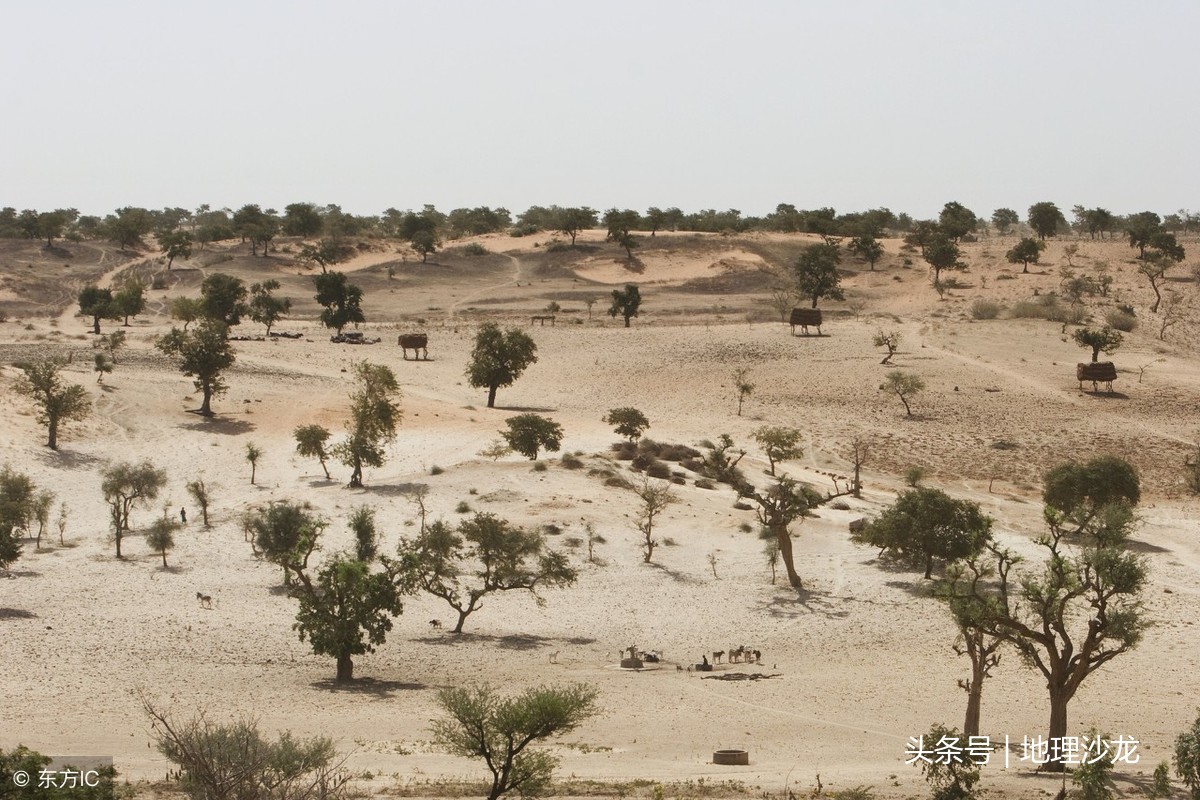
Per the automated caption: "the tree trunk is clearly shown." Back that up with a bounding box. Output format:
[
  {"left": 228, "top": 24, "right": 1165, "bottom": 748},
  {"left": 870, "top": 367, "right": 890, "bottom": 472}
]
[
  {"left": 774, "top": 526, "right": 802, "bottom": 589},
  {"left": 199, "top": 384, "right": 214, "bottom": 416},
  {"left": 319, "top": 459, "right": 330, "bottom": 480},
  {"left": 900, "top": 394, "right": 912, "bottom": 416},
  {"left": 963, "top": 665, "right": 984, "bottom": 737},
  {"left": 811, "top": 296, "right": 818, "bottom": 309},
  {"left": 336, "top": 653, "right": 353, "bottom": 683},
  {"left": 47, "top": 415, "right": 59, "bottom": 450},
  {"left": 1045, "top": 688, "right": 1071, "bottom": 772},
  {"left": 453, "top": 610, "right": 470, "bottom": 634},
  {"left": 161, "top": 550, "right": 168, "bottom": 568},
  {"left": 623, "top": 315, "right": 631, "bottom": 328},
  {"left": 349, "top": 461, "right": 363, "bottom": 489},
  {"left": 115, "top": 531, "right": 123, "bottom": 559},
  {"left": 924, "top": 554, "right": 934, "bottom": 580},
  {"left": 250, "top": 464, "right": 256, "bottom": 485},
  {"left": 201, "top": 507, "right": 210, "bottom": 528},
  {"left": 487, "top": 385, "right": 498, "bottom": 408},
  {"left": 92, "top": 316, "right": 101, "bottom": 335}
]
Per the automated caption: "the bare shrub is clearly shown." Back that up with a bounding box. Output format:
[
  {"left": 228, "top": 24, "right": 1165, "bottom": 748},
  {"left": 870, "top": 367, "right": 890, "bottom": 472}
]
[
  {"left": 969, "top": 299, "right": 1002, "bottom": 320},
  {"left": 1105, "top": 309, "right": 1137, "bottom": 332}
]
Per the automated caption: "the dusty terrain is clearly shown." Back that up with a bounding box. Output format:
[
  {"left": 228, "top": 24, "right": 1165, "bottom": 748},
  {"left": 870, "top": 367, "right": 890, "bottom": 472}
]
[{"left": 1, "top": 229, "right": 1199, "bottom": 799}]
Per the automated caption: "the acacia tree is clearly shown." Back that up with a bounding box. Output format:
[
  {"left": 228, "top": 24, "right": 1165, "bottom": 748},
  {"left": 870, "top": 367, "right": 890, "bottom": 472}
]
[
  {"left": 740, "top": 476, "right": 824, "bottom": 589},
  {"left": 78, "top": 286, "right": 119, "bottom": 334},
  {"left": 147, "top": 515, "right": 182, "bottom": 568},
  {"left": 882, "top": 370, "right": 925, "bottom": 416},
  {"left": 249, "top": 280, "right": 290, "bottom": 334},
  {"left": 159, "top": 229, "right": 193, "bottom": 269},
  {"left": 851, "top": 487, "right": 992, "bottom": 579},
  {"left": 245, "top": 501, "right": 325, "bottom": 590},
  {"left": 101, "top": 460, "right": 168, "bottom": 558},
  {"left": 186, "top": 479, "right": 212, "bottom": 528},
  {"left": 297, "top": 238, "right": 352, "bottom": 273},
  {"left": 1140, "top": 234, "right": 1185, "bottom": 312},
  {"left": 940, "top": 457, "right": 1147, "bottom": 771},
  {"left": 1006, "top": 237, "right": 1045, "bottom": 273},
  {"left": 792, "top": 242, "right": 844, "bottom": 307},
  {"left": 633, "top": 478, "right": 677, "bottom": 564},
  {"left": 466, "top": 323, "right": 538, "bottom": 408},
  {"left": 924, "top": 234, "right": 966, "bottom": 287},
  {"left": 169, "top": 296, "right": 204, "bottom": 331},
  {"left": 199, "top": 273, "right": 248, "bottom": 326},
  {"left": 433, "top": 683, "right": 600, "bottom": 800},
  {"left": 294, "top": 554, "right": 404, "bottom": 682},
  {"left": 938, "top": 571, "right": 1003, "bottom": 737},
  {"left": 991, "top": 208, "right": 1020, "bottom": 235},
  {"left": 1028, "top": 201, "right": 1062, "bottom": 240},
  {"left": 939, "top": 201, "right": 977, "bottom": 241},
  {"left": 609, "top": 284, "right": 641, "bottom": 327},
  {"left": 557, "top": 207, "right": 597, "bottom": 245},
  {"left": 848, "top": 234, "right": 884, "bottom": 269},
  {"left": 14, "top": 359, "right": 91, "bottom": 449},
  {"left": 752, "top": 426, "right": 803, "bottom": 476},
  {"left": 603, "top": 208, "right": 640, "bottom": 259},
  {"left": 1072, "top": 327, "right": 1122, "bottom": 362},
  {"left": 603, "top": 407, "right": 650, "bottom": 442},
  {"left": 294, "top": 424, "right": 333, "bottom": 479},
  {"left": 313, "top": 272, "right": 366, "bottom": 334},
  {"left": 113, "top": 279, "right": 146, "bottom": 326},
  {"left": 397, "top": 512, "right": 578, "bottom": 633},
  {"left": 155, "top": 319, "right": 236, "bottom": 416},
  {"left": 500, "top": 414, "right": 563, "bottom": 460},
  {"left": 333, "top": 362, "right": 401, "bottom": 488}
]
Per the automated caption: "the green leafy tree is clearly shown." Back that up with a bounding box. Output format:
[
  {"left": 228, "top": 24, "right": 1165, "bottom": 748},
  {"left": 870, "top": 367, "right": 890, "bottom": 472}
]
[
  {"left": 113, "top": 278, "right": 146, "bottom": 326},
  {"left": 0, "top": 743, "right": 117, "bottom": 800},
  {"left": 349, "top": 506, "right": 378, "bottom": 562},
  {"left": 1176, "top": 710, "right": 1200, "bottom": 799},
  {"left": 938, "top": 458, "right": 1147, "bottom": 772},
  {"left": 1028, "top": 201, "right": 1062, "bottom": 240},
  {"left": 93, "top": 352, "right": 113, "bottom": 383},
  {"left": 991, "top": 208, "right": 1020, "bottom": 235},
  {"left": 232, "top": 204, "right": 279, "bottom": 256},
  {"left": 100, "top": 460, "right": 168, "bottom": 558},
  {"left": 147, "top": 515, "right": 182, "bottom": 568},
  {"left": 501, "top": 414, "right": 563, "bottom": 460},
  {"left": 159, "top": 228, "right": 194, "bottom": 269},
  {"left": 200, "top": 273, "right": 248, "bottom": 326},
  {"left": 557, "top": 207, "right": 597, "bottom": 245},
  {"left": 332, "top": 362, "right": 401, "bottom": 488},
  {"left": 1072, "top": 728, "right": 1116, "bottom": 800},
  {"left": 740, "top": 476, "right": 825, "bottom": 589},
  {"left": 397, "top": 511, "right": 578, "bottom": 633},
  {"left": 912, "top": 723, "right": 981, "bottom": 800},
  {"left": 936, "top": 575, "right": 1003, "bottom": 736},
  {"left": 874, "top": 330, "right": 901, "bottom": 364},
  {"left": 249, "top": 280, "right": 290, "bottom": 335},
  {"left": 1042, "top": 455, "right": 1140, "bottom": 535},
  {"left": 848, "top": 234, "right": 883, "bottom": 269},
  {"left": 633, "top": 477, "right": 677, "bottom": 563},
  {"left": 924, "top": 234, "right": 966, "bottom": 287},
  {"left": 411, "top": 229, "right": 440, "bottom": 262},
  {"left": 1125, "top": 210, "right": 1162, "bottom": 257},
  {"left": 608, "top": 283, "right": 642, "bottom": 327},
  {"left": 1072, "top": 326, "right": 1122, "bottom": 363},
  {"left": 882, "top": 370, "right": 925, "bottom": 416},
  {"left": 313, "top": 271, "right": 365, "bottom": 334},
  {"left": 14, "top": 359, "right": 91, "bottom": 449},
  {"left": 603, "top": 208, "right": 641, "bottom": 259},
  {"left": 938, "top": 201, "right": 978, "bottom": 241},
  {"left": 294, "top": 424, "right": 333, "bottom": 479},
  {"left": 733, "top": 367, "right": 754, "bottom": 416},
  {"left": 466, "top": 323, "right": 539, "bottom": 408},
  {"left": 603, "top": 407, "right": 649, "bottom": 442},
  {"left": 1005, "top": 237, "right": 1045, "bottom": 273},
  {"left": 852, "top": 487, "right": 992, "bottom": 579},
  {"left": 169, "top": 296, "right": 204, "bottom": 331},
  {"left": 282, "top": 202, "right": 325, "bottom": 237},
  {"left": 105, "top": 206, "right": 155, "bottom": 250},
  {"left": 294, "top": 554, "right": 403, "bottom": 682},
  {"left": 0, "top": 466, "right": 37, "bottom": 571},
  {"left": 78, "top": 286, "right": 119, "bottom": 334},
  {"left": 752, "top": 426, "right": 803, "bottom": 476},
  {"left": 33, "top": 208, "right": 78, "bottom": 248},
  {"left": 643, "top": 206, "right": 666, "bottom": 236},
  {"left": 186, "top": 478, "right": 211, "bottom": 528},
  {"left": 245, "top": 501, "right": 325, "bottom": 589},
  {"left": 297, "top": 238, "right": 352, "bottom": 273},
  {"left": 156, "top": 319, "right": 236, "bottom": 416},
  {"left": 1140, "top": 233, "right": 1185, "bottom": 312},
  {"left": 792, "top": 241, "right": 843, "bottom": 307},
  {"left": 432, "top": 683, "right": 600, "bottom": 800}
]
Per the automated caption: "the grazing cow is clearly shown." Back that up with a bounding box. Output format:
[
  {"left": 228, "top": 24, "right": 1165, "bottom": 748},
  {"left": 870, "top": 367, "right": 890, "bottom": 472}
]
[{"left": 399, "top": 333, "right": 429, "bottom": 360}]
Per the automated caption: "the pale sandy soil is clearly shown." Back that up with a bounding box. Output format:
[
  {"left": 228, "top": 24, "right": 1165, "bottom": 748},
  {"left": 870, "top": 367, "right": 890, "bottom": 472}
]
[{"left": 1, "top": 231, "right": 1198, "bottom": 799}]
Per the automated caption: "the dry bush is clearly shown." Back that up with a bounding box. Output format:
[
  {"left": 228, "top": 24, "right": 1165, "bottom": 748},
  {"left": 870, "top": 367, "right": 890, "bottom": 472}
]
[
  {"left": 604, "top": 475, "right": 634, "bottom": 490},
  {"left": 560, "top": 453, "right": 584, "bottom": 470},
  {"left": 1105, "top": 309, "right": 1137, "bottom": 332},
  {"left": 970, "top": 299, "right": 1002, "bottom": 320}
]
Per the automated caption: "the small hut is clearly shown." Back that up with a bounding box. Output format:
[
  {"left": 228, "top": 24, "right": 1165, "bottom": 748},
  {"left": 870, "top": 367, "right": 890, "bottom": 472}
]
[
  {"left": 1076, "top": 361, "right": 1117, "bottom": 393},
  {"left": 789, "top": 308, "right": 823, "bottom": 336}
]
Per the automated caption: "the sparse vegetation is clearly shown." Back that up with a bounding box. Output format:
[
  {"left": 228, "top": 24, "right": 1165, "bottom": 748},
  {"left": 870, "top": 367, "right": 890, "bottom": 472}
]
[
  {"left": 882, "top": 371, "right": 925, "bottom": 417},
  {"left": 603, "top": 407, "right": 650, "bottom": 442},
  {"left": 501, "top": 413, "right": 563, "bottom": 460},
  {"left": 13, "top": 358, "right": 91, "bottom": 449}
]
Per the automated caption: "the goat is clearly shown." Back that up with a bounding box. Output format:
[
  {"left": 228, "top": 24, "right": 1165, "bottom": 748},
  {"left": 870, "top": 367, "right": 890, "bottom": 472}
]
[
  {"left": 429, "top": 619, "right": 443, "bottom": 630},
  {"left": 196, "top": 592, "right": 213, "bottom": 609},
  {"left": 712, "top": 650, "right": 725, "bottom": 664}
]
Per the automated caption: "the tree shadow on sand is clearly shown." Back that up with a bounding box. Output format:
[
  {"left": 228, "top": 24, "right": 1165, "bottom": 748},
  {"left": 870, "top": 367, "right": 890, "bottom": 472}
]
[
  {"left": 180, "top": 415, "right": 256, "bottom": 435},
  {"left": 646, "top": 561, "right": 701, "bottom": 585},
  {"left": 757, "top": 587, "right": 850, "bottom": 620},
  {"left": 0, "top": 608, "right": 37, "bottom": 620},
  {"left": 37, "top": 448, "right": 103, "bottom": 469},
  {"left": 361, "top": 481, "right": 430, "bottom": 497},
  {"left": 416, "top": 632, "right": 596, "bottom": 650},
  {"left": 493, "top": 405, "right": 557, "bottom": 413},
  {"left": 310, "top": 677, "right": 425, "bottom": 697}
]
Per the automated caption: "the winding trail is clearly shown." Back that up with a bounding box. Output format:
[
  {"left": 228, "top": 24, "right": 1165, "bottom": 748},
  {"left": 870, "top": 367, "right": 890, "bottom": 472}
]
[{"left": 447, "top": 253, "right": 524, "bottom": 317}]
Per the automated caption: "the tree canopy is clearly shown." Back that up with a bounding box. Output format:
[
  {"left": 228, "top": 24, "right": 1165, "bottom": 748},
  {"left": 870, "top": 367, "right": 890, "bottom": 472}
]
[
  {"left": 14, "top": 359, "right": 91, "bottom": 449},
  {"left": 792, "top": 242, "right": 844, "bottom": 307},
  {"left": 313, "top": 271, "right": 365, "bottom": 334},
  {"left": 608, "top": 284, "right": 642, "bottom": 327},
  {"left": 156, "top": 319, "right": 236, "bottom": 416},
  {"left": 852, "top": 487, "right": 992, "bottom": 578},
  {"left": 500, "top": 414, "right": 564, "bottom": 460},
  {"left": 465, "top": 323, "right": 538, "bottom": 408},
  {"left": 332, "top": 362, "right": 401, "bottom": 488}
]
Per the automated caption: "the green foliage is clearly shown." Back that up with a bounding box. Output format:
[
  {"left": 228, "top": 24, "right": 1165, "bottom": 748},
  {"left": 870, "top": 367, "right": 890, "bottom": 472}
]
[
  {"left": 603, "top": 407, "right": 650, "bottom": 442},
  {"left": 633, "top": 477, "right": 678, "bottom": 563},
  {"left": 752, "top": 426, "right": 803, "bottom": 476},
  {"left": 1028, "top": 201, "right": 1063, "bottom": 240},
  {"left": 283, "top": 202, "right": 324, "bottom": 237},
  {"left": 463, "top": 242, "right": 489, "bottom": 256},
  {"left": 558, "top": 207, "right": 598, "bottom": 245},
  {"left": 991, "top": 207, "right": 1019, "bottom": 234},
  {"left": 1071, "top": 729, "right": 1115, "bottom": 800},
  {"left": 397, "top": 512, "right": 578, "bottom": 633},
  {"left": 913, "top": 723, "right": 981, "bottom": 800},
  {"left": 1071, "top": 326, "right": 1122, "bottom": 363},
  {"left": 245, "top": 441, "right": 262, "bottom": 484},
  {"left": 1006, "top": 237, "right": 1045, "bottom": 273},
  {"left": 740, "top": 475, "right": 825, "bottom": 589},
  {"left": 101, "top": 460, "right": 168, "bottom": 558},
  {"left": 792, "top": 242, "right": 844, "bottom": 307},
  {"left": 852, "top": 487, "right": 991, "bottom": 579},
  {"left": 432, "top": 683, "right": 600, "bottom": 800},
  {"left": 249, "top": 280, "right": 290, "bottom": 334},
  {"left": 331, "top": 363, "right": 401, "bottom": 488},
  {"left": 501, "top": 413, "right": 564, "bottom": 460},
  {"left": 200, "top": 273, "right": 248, "bottom": 326},
  {"left": 147, "top": 515, "right": 182, "bottom": 567},
  {"left": 882, "top": 370, "right": 925, "bottom": 416},
  {"left": 313, "top": 271, "right": 365, "bottom": 334},
  {"left": 848, "top": 234, "right": 884, "bottom": 269},
  {"left": 0, "top": 744, "right": 118, "bottom": 800},
  {"left": 1125, "top": 211, "right": 1162, "bottom": 257},
  {"left": 14, "top": 358, "right": 91, "bottom": 449},
  {"left": 410, "top": 229, "right": 440, "bottom": 262},
  {"left": 904, "top": 466, "right": 927, "bottom": 486},
  {"left": 609, "top": 283, "right": 642, "bottom": 327},
  {"left": 699, "top": 434, "right": 747, "bottom": 487},
  {"left": 1150, "top": 760, "right": 1172, "bottom": 798},
  {"left": 156, "top": 319, "right": 236, "bottom": 416},
  {"left": 169, "top": 296, "right": 204, "bottom": 330},
  {"left": 113, "top": 278, "right": 146, "bottom": 325},
  {"left": 924, "top": 234, "right": 966, "bottom": 286},
  {"left": 1042, "top": 455, "right": 1140, "bottom": 537},
  {"left": 350, "top": 506, "right": 378, "bottom": 562},
  {"left": 78, "top": 285, "right": 119, "bottom": 334},
  {"left": 93, "top": 351, "right": 114, "bottom": 382},
  {"left": 245, "top": 501, "right": 325, "bottom": 589},
  {"left": 1176, "top": 710, "right": 1200, "bottom": 799},
  {"left": 478, "top": 439, "right": 514, "bottom": 461},
  {"left": 294, "top": 424, "right": 333, "bottom": 480},
  {"left": 939, "top": 201, "right": 978, "bottom": 241},
  {"left": 297, "top": 238, "right": 352, "bottom": 272},
  {"left": 1103, "top": 309, "right": 1136, "bottom": 332},
  {"left": 143, "top": 700, "right": 350, "bottom": 800},
  {"left": 603, "top": 208, "right": 641, "bottom": 258},
  {"left": 0, "top": 466, "right": 37, "bottom": 571},
  {"left": 294, "top": 554, "right": 403, "bottom": 681},
  {"left": 186, "top": 478, "right": 212, "bottom": 528},
  {"left": 466, "top": 323, "right": 539, "bottom": 407},
  {"left": 873, "top": 330, "right": 901, "bottom": 364},
  {"left": 232, "top": 203, "right": 280, "bottom": 256}
]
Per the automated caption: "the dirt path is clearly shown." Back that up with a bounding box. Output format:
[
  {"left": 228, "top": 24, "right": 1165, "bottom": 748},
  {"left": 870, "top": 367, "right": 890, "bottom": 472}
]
[
  {"left": 447, "top": 253, "right": 524, "bottom": 317},
  {"left": 54, "top": 246, "right": 156, "bottom": 330}
]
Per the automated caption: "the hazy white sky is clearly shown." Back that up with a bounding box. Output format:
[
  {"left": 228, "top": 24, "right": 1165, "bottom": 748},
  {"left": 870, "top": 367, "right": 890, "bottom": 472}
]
[{"left": 4, "top": 1, "right": 1198, "bottom": 220}]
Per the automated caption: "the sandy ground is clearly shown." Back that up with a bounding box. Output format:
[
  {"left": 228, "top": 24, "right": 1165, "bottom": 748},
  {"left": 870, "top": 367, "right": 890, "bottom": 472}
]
[{"left": 1, "top": 231, "right": 1199, "bottom": 798}]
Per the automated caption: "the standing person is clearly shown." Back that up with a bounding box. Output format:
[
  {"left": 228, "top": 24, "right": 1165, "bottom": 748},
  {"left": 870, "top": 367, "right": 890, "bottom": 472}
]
[{"left": 180, "top": 507, "right": 187, "bottom": 524}]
